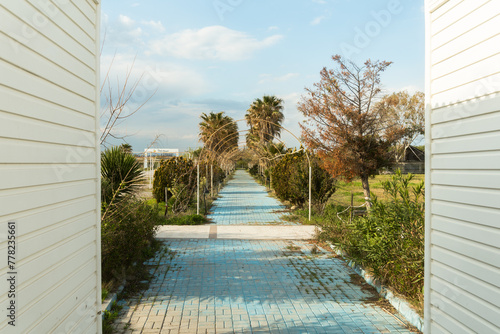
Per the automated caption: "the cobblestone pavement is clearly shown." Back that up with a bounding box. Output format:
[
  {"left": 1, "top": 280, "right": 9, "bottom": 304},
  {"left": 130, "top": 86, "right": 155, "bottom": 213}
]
[
  {"left": 114, "top": 240, "right": 414, "bottom": 333},
  {"left": 208, "top": 170, "right": 295, "bottom": 225},
  {"left": 113, "top": 170, "right": 416, "bottom": 333}
]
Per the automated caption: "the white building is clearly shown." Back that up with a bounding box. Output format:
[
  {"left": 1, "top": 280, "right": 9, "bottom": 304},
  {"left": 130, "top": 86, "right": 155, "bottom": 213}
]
[
  {"left": 425, "top": 0, "right": 500, "bottom": 332},
  {"left": 0, "top": 1, "right": 101, "bottom": 332}
]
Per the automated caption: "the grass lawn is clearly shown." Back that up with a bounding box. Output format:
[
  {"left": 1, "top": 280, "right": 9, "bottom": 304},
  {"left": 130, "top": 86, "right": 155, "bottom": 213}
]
[{"left": 328, "top": 174, "right": 425, "bottom": 207}]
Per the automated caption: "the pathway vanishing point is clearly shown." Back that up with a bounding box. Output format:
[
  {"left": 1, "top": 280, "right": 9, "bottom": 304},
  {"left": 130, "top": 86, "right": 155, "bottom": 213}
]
[{"left": 113, "top": 170, "right": 417, "bottom": 333}]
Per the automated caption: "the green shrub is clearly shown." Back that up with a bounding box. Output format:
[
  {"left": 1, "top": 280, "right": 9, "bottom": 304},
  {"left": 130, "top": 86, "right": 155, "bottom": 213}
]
[
  {"left": 272, "top": 151, "right": 336, "bottom": 208},
  {"left": 101, "top": 199, "right": 161, "bottom": 281},
  {"left": 319, "top": 170, "right": 424, "bottom": 308},
  {"left": 163, "top": 214, "right": 207, "bottom": 225},
  {"left": 152, "top": 157, "right": 196, "bottom": 212},
  {"left": 101, "top": 146, "right": 143, "bottom": 205},
  {"left": 248, "top": 164, "right": 258, "bottom": 176}
]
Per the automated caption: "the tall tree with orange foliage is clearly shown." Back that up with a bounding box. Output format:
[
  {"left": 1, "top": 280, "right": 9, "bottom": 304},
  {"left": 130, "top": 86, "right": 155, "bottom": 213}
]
[{"left": 298, "top": 55, "right": 403, "bottom": 206}]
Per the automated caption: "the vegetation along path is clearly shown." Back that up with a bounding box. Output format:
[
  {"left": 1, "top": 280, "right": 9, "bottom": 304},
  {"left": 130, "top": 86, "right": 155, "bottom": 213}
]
[{"left": 113, "top": 170, "right": 417, "bottom": 333}]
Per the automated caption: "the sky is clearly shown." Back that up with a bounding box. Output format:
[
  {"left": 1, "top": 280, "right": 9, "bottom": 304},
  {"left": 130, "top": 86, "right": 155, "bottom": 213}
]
[{"left": 100, "top": 0, "right": 425, "bottom": 153}]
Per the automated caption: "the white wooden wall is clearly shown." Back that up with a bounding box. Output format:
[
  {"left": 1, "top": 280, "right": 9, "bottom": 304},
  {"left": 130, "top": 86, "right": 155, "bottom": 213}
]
[
  {"left": 425, "top": 0, "right": 500, "bottom": 333},
  {"left": 0, "top": 0, "right": 101, "bottom": 332}
]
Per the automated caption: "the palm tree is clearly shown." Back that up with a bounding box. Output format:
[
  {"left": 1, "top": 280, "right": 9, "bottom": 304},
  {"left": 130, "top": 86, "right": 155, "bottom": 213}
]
[
  {"left": 245, "top": 95, "right": 284, "bottom": 143},
  {"left": 101, "top": 146, "right": 143, "bottom": 205},
  {"left": 199, "top": 112, "right": 238, "bottom": 158}
]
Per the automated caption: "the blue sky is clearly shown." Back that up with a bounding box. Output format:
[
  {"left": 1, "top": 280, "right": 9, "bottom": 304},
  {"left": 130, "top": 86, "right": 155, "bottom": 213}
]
[{"left": 100, "top": 0, "right": 425, "bottom": 153}]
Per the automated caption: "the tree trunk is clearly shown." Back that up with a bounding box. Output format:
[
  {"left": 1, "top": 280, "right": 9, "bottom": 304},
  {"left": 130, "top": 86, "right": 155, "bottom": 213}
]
[{"left": 360, "top": 174, "right": 372, "bottom": 208}]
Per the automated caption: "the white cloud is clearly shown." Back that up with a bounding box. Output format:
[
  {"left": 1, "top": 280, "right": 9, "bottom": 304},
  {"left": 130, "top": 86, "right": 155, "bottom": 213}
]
[
  {"left": 142, "top": 20, "right": 166, "bottom": 33},
  {"left": 100, "top": 53, "right": 208, "bottom": 103},
  {"left": 310, "top": 15, "right": 326, "bottom": 26},
  {"left": 268, "top": 26, "right": 279, "bottom": 31},
  {"left": 102, "top": 14, "right": 144, "bottom": 48},
  {"left": 311, "top": 0, "right": 327, "bottom": 4},
  {"left": 119, "top": 15, "right": 135, "bottom": 27},
  {"left": 148, "top": 26, "right": 283, "bottom": 61}
]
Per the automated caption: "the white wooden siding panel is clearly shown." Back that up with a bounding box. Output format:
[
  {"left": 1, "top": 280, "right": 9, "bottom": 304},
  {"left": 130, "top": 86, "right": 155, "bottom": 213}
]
[
  {"left": 16, "top": 246, "right": 95, "bottom": 315},
  {"left": 431, "top": 276, "right": 500, "bottom": 328},
  {"left": 19, "top": 213, "right": 95, "bottom": 264},
  {"left": 59, "top": 289, "right": 99, "bottom": 334},
  {"left": 432, "top": 33, "right": 500, "bottom": 78},
  {"left": 16, "top": 229, "right": 95, "bottom": 294},
  {"left": 431, "top": 110, "right": 500, "bottom": 138},
  {"left": 1, "top": 86, "right": 95, "bottom": 131},
  {"left": 0, "top": 32, "right": 95, "bottom": 99},
  {"left": 431, "top": 185, "right": 500, "bottom": 209},
  {"left": 430, "top": 0, "right": 489, "bottom": 35},
  {"left": 431, "top": 260, "right": 500, "bottom": 309},
  {"left": 0, "top": 164, "right": 96, "bottom": 190},
  {"left": 72, "top": 0, "right": 96, "bottom": 23},
  {"left": 0, "top": 61, "right": 94, "bottom": 115},
  {"left": 429, "top": 287, "right": 497, "bottom": 333},
  {"left": 431, "top": 1, "right": 498, "bottom": 51},
  {"left": 27, "top": 0, "right": 95, "bottom": 52},
  {"left": 0, "top": 7, "right": 95, "bottom": 85},
  {"left": 431, "top": 170, "right": 500, "bottom": 190},
  {"left": 24, "top": 259, "right": 97, "bottom": 332},
  {"left": 432, "top": 230, "right": 500, "bottom": 268},
  {"left": 49, "top": 287, "right": 98, "bottom": 334},
  {"left": 66, "top": 301, "right": 99, "bottom": 334},
  {"left": 431, "top": 94, "right": 500, "bottom": 123},
  {"left": 0, "top": 181, "right": 95, "bottom": 217},
  {"left": 429, "top": 308, "right": 463, "bottom": 334},
  {"left": 0, "top": 197, "right": 95, "bottom": 238},
  {"left": 432, "top": 201, "right": 500, "bottom": 229},
  {"left": 432, "top": 15, "right": 500, "bottom": 66},
  {"left": 429, "top": 299, "right": 472, "bottom": 334},
  {"left": 431, "top": 53, "right": 500, "bottom": 94},
  {"left": 0, "top": 112, "right": 95, "bottom": 147},
  {"left": 433, "top": 215, "right": 500, "bottom": 250},
  {"left": 432, "top": 151, "right": 500, "bottom": 170},
  {"left": 429, "top": 0, "right": 456, "bottom": 17},
  {"left": 49, "top": 0, "right": 96, "bottom": 41},
  {"left": 0, "top": 1, "right": 100, "bottom": 332},
  {"left": 431, "top": 131, "right": 500, "bottom": 154},
  {"left": 432, "top": 245, "right": 500, "bottom": 294},
  {"left": 2, "top": 139, "right": 96, "bottom": 164},
  {"left": 1, "top": 1, "right": 95, "bottom": 68},
  {"left": 431, "top": 72, "right": 500, "bottom": 106}
]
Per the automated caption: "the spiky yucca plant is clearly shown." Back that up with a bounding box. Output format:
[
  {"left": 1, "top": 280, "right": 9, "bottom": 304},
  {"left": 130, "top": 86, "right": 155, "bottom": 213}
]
[{"left": 101, "top": 146, "right": 143, "bottom": 205}]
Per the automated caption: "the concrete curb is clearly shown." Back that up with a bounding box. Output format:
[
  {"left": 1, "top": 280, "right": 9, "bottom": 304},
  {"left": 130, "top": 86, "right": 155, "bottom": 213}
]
[
  {"left": 101, "top": 282, "right": 125, "bottom": 320},
  {"left": 327, "top": 242, "right": 424, "bottom": 332}
]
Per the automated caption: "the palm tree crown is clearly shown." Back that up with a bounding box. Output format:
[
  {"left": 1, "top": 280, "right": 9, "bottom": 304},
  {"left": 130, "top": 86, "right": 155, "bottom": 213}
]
[
  {"left": 245, "top": 95, "right": 284, "bottom": 144},
  {"left": 199, "top": 111, "right": 238, "bottom": 158}
]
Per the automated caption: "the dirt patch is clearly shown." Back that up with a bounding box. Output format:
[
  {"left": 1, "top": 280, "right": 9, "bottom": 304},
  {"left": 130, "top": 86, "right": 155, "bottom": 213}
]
[
  {"left": 349, "top": 273, "right": 421, "bottom": 333},
  {"left": 308, "top": 240, "right": 341, "bottom": 258}
]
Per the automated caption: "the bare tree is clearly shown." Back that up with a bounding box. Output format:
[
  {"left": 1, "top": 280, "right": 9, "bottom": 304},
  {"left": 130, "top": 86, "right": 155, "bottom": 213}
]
[{"left": 99, "top": 50, "right": 157, "bottom": 146}]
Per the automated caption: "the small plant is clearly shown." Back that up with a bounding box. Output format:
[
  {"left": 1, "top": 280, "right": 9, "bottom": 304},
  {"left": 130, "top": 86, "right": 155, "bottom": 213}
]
[
  {"left": 101, "top": 199, "right": 161, "bottom": 282},
  {"left": 163, "top": 214, "right": 207, "bottom": 225},
  {"left": 102, "top": 301, "right": 123, "bottom": 334},
  {"left": 101, "top": 146, "right": 143, "bottom": 205},
  {"left": 101, "top": 288, "right": 109, "bottom": 302}
]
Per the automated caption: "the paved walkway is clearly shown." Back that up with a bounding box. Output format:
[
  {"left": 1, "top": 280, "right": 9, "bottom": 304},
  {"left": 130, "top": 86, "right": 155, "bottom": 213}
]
[
  {"left": 113, "top": 170, "right": 417, "bottom": 333},
  {"left": 208, "top": 170, "right": 294, "bottom": 225}
]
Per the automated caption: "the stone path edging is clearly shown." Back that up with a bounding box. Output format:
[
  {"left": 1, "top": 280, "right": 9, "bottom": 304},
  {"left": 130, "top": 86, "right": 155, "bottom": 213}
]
[
  {"left": 327, "top": 241, "right": 424, "bottom": 332},
  {"left": 156, "top": 225, "right": 318, "bottom": 240}
]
